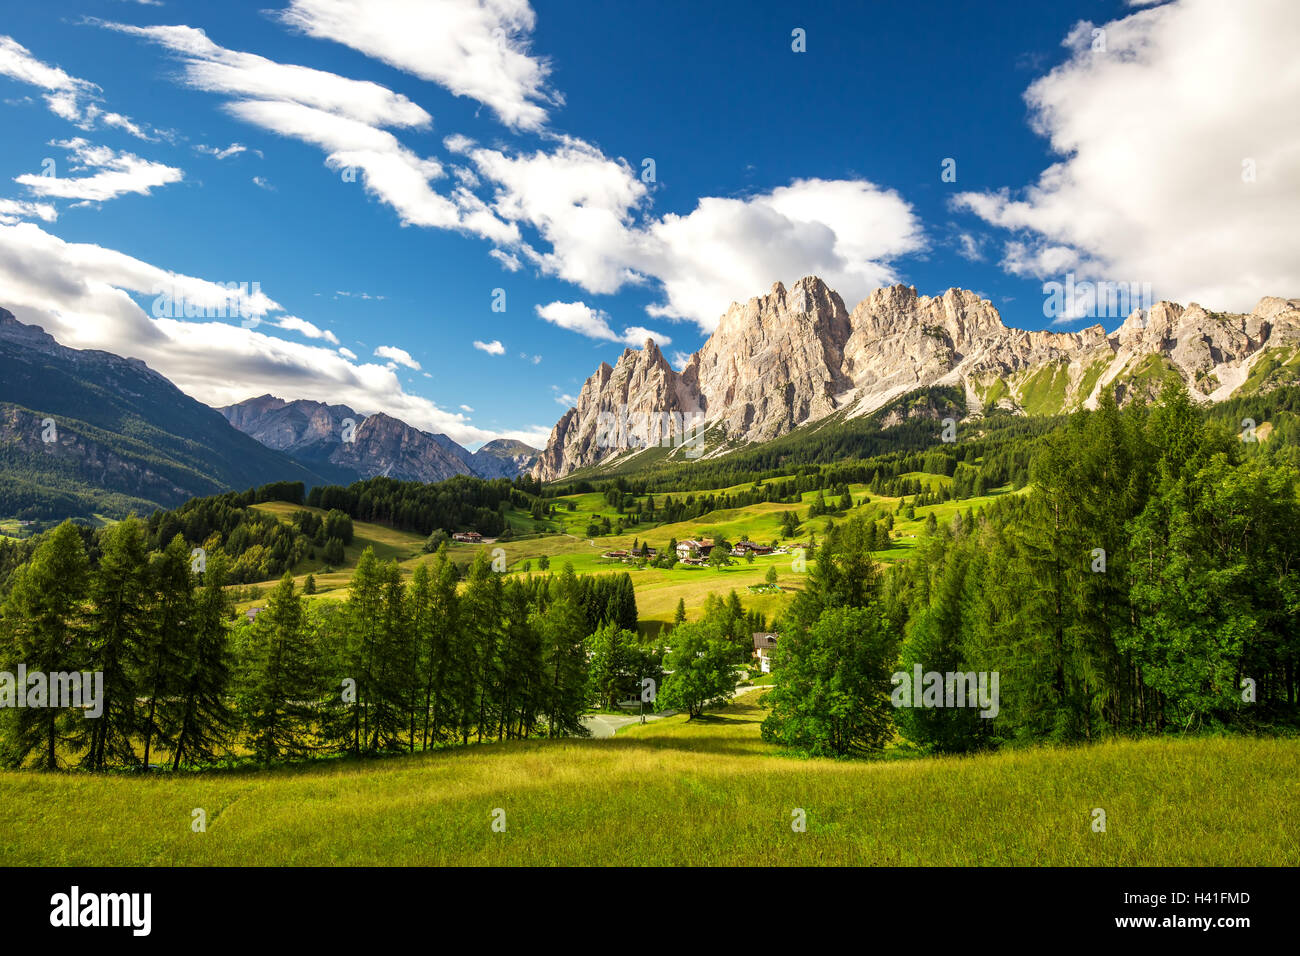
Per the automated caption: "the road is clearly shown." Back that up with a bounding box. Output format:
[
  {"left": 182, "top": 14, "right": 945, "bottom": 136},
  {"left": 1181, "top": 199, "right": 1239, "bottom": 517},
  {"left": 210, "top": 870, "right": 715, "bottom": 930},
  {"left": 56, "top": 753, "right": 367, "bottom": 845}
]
[{"left": 580, "top": 682, "right": 768, "bottom": 738}]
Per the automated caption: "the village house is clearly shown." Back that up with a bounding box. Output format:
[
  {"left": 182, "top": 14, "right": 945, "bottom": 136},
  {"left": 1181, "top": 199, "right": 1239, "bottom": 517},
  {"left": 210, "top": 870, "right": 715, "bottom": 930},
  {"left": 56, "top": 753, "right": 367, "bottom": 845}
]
[
  {"left": 752, "top": 632, "right": 778, "bottom": 673},
  {"left": 731, "top": 541, "right": 774, "bottom": 556},
  {"left": 676, "top": 538, "right": 714, "bottom": 562},
  {"left": 452, "top": 531, "right": 482, "bottom": 543}
]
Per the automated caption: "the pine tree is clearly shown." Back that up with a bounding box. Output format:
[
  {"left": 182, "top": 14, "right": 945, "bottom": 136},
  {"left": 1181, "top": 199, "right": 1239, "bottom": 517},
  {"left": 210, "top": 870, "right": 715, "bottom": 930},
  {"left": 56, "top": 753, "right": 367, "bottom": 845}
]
[
  {"left": 81, "top": 519, "right": 151, "bottom": 771},
  {"left": 140, "top": 535, "right": 193, "bottom": 770},
  {"left": 167, "top": 553, "right": 234, "bottom": 769},
  {"left": 536, "top": 564, "right": 590, "bottom": 737},
  {"left": 0, "top": 521, "right": 88, "bottom": 770},
  {"left": 241, "top": 572, "right": 317, "bottom": 764}
]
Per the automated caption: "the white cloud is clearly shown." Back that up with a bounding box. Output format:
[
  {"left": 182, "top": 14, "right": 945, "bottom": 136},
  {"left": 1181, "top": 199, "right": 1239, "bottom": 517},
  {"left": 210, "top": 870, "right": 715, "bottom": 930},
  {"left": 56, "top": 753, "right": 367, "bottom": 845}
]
[
  {"left": 275, "top": 315, "right": 339, "bottom": 344},
  {"left": 455, "top": 133, "right": 924, "bottom": 332},
  {"left": 459, "top": 403, "right": 474, "bottom": 412},
  {"left": 195, "top": 142, "right": 247, "bottom": 160},
  {"left": 0, "top": 34, "right": 153, "bottom": 139},
  {"left": 251, "top": 176, "right": 273, "bottom": 190},
  {"left": 15, "top": 138, "right": 182, "bottom": 203},
  {"left": 955, "top": 232, "right": 984, "bottom": 262},
  {"left": 0, "top": 198, "right": 57, "bottom": 225},
  {"left": 473, "top": 339, "right": 505, "bottom": 355},
  {"left": 98, "top": 23, "right": 432, "bottom": 128},
  {"left": 452, "top": 135, "right": 647, "bottom": 294},
  {"left": 338, "top": 346, "right": 358, "bottom": 360},
  {"left": 669, "top": 351, "right": 692, "bottom": 372},
  {"left": 102, "top": 22, "right": 518, "bottom": 242},
  {"left": 953, "top": 0, "right": 1300, "bottom": 312},
  {"left": 640, "top": 179, "right": 924, "bottom": 329},
  {"left": 0, "top": 220, "right": 544, "bottom": 446},
  {"left": 374, "top": 344, "right": 421, "bottom": 369},
  {"left": 279, "top": 0, "right": 558, "bottom": 131},
  {"left": 535, "top": 300, "right": 674, "bottom": 347}
]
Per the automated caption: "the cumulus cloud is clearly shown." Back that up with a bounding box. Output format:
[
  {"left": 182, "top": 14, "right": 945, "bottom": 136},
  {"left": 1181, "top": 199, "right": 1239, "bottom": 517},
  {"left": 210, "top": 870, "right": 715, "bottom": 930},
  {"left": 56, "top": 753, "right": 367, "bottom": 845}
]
[
  {"left": 0, "top": 197, "right": 57, "bottom": 225},
  {"left": 0, "top": 221, "right": 546, "bottom": 445},
  {"left": 473, "top": 339, "right": 505, "bottom": 355},
  {"left": 640, "top": 178, "right": 924, "bottom": 329},
  {"left": 275, "top": 315, "right": 338, "bottom": 344},
  {"left": 374, "top": 344, "right": 421, "bottom": 369},
  {"left": 453, "top": 134, "right": 924, "bottom": 332},
  {"left": 15, "top": 138, "right": 182, "bottom": 202},
  {"left": 279, "top": 0, "right": 558, "bottom": 131},
  {"left": 952, "top": 0, "right": 1300, "bottom": 313},
  {"left": 535, "top": 301, "right": 672, "bottom": 347},
  {"left": 0, "top": 34, "right": 154, "bottom": 139}
]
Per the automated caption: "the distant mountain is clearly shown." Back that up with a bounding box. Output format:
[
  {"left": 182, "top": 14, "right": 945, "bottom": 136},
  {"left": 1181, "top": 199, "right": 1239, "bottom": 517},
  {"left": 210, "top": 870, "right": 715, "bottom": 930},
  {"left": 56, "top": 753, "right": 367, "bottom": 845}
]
[
  {"left": 219, "top": 396, "right": 538, "bottom": 482},
  {"left": 472, "top": 439, "right": 540, "bottom": 479},
  {"left": 0, "top": 309, "right": 327, "bottom": 519},
  {"left": 535, "top": 277, "right": 1300, "bottom": 479}
]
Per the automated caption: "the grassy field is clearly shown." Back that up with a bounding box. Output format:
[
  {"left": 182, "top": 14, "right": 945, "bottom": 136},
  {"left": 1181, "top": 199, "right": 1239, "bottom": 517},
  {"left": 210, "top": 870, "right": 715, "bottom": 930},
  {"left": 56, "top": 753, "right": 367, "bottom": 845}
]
[
  {"left": 232, "top": 479, "right": 1019, "bottom": 627},
  {"left": 1, "top": 694, "right": 1294, "bottom": 866}
]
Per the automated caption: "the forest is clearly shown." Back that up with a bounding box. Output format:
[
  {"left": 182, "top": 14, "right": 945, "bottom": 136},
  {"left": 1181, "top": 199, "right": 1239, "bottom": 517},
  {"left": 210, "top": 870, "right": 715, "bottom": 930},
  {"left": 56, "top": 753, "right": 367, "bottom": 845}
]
[{"left": 761, "top": 384, "right": 1300, "bottom": 755}]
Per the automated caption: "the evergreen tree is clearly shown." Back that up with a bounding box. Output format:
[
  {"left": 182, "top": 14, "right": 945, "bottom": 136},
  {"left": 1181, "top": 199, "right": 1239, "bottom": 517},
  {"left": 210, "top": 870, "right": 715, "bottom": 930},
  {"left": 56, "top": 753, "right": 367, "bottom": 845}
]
[
  {"left": 0, "top": 521, "right": 88, "bottom": 770},
  {"left": 167, "top": 553, "right": 234, "bottom": 769},
  {"left": 241, "top": 572, "right": 317, "bottom": 764},
  {"left": 81, "top": 519, "right": 151, "bottom": 771},
  {"left": 139, "top": 535, "right": 193, "bottom": 769}
]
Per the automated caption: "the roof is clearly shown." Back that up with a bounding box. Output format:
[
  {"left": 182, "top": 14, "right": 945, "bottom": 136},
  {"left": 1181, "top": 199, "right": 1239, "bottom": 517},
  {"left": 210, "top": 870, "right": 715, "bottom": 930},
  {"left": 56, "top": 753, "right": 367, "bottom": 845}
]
[{"left": 752, "top": 632, "right": 778, "bottom": 649}]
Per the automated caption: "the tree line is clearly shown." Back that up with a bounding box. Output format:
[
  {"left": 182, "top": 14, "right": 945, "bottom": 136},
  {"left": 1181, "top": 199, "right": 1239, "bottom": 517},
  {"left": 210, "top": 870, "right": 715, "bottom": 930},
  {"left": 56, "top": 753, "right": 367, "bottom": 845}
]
[{"left": 0, "top": 519, "right": 652, "bottom": 770}]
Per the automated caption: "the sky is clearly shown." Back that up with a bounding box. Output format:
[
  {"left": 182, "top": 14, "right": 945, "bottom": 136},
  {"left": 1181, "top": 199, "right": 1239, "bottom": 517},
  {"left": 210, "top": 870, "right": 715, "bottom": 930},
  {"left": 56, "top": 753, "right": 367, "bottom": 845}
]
[{"left": 0, "top": 0, "right": 1295, "bottom": 449}]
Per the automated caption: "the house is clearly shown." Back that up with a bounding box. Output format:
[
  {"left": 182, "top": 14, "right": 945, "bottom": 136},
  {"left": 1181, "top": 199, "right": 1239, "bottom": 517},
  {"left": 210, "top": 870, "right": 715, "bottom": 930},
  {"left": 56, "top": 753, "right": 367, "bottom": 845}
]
[
  {"left": 246, "top": 607, "right": 264, "bottom": 623},
  {"left": 630, "top": 544, "right": 658, "bottom": 559},
  {"left": 452, "top": 531, "right": 482, "bottom": 543},
  {"left": 601, "top": 550, "right": 630, "bottom": 560},
  {"left": 732, "top": 541, "right": 774, "bottom": 556},
  {"left": 676, "top": 538, "right": 714, "bottom": 561},
  {"left": 752, "top": 632, "right": 778, "bottom": 673}
]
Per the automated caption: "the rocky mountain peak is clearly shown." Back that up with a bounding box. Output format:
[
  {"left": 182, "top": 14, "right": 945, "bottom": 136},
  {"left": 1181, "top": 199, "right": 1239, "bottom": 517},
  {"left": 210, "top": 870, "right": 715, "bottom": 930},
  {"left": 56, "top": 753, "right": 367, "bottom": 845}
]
[{"left": 533, "top": 276, "right": 1300, "bottom": 481}]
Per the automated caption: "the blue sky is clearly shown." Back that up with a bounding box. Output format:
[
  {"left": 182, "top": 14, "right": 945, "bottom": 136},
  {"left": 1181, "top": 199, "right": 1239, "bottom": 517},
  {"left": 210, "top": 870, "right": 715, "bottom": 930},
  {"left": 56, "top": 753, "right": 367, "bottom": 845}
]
[{"left": 0, "top": 0, "right": 1295, "bottom": 448}]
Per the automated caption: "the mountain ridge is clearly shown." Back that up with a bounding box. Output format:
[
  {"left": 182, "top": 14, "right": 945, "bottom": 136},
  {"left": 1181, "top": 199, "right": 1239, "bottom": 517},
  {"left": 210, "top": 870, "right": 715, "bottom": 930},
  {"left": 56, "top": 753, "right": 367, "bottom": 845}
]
[{"left": 533, "top": 277, "right": 1300, "bottom": 480}]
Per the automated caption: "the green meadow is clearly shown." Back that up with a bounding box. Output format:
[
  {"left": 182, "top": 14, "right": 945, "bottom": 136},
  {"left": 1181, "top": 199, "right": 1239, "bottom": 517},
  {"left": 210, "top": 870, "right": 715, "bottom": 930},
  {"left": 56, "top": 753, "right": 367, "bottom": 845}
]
[
  {"left": 1, "top": 694, "right": 1294, "bottom": 866},
  {"left": 235, "top": 477, "right": 1018, "bottom": 630}
]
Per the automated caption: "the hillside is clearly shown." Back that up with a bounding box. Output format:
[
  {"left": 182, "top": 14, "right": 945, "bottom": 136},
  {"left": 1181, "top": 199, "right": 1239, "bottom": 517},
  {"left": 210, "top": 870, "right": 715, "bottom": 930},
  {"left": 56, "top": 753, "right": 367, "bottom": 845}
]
[
  {"left": 0, "top": 310, "right": 327, "bottom": 519},
  {"left": 535, "top": 278, "right": 1300, "bottom": 479},
  {"left": 0, "top": 694, "right": 1293, "bottom": 866}
]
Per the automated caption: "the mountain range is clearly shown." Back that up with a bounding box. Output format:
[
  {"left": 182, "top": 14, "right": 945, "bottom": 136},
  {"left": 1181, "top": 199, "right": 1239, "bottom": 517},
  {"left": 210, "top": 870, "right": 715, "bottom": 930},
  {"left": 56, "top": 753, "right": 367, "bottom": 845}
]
[
  {"left": 533, "top": 277, "right": 1300, "bottom": 479},
  {"left": 217, "top": 395, "right": 538, "bottom": 484},
  {"left": 0, "top": 307, "right": 325, "bottom": 517},
  {"left": 0, "top": 309, "right": 538, "bottom": 519}
]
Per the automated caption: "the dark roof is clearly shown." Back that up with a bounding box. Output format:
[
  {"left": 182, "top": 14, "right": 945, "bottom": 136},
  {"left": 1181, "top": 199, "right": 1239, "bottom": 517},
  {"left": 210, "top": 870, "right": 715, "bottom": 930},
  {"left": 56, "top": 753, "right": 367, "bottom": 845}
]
[{"left": 752, "top": 632, "right": 778, "bottom": 649}]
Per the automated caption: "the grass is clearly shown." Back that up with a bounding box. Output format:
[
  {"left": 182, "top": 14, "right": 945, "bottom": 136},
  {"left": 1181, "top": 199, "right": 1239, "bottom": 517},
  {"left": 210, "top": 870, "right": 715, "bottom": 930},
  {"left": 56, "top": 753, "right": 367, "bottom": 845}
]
[
  {"left": 1, "top": 695, "right": 1295, "bottom": 866},
  {"left": 229, "top": 483, "right": 1017, "bottom": 626},
  {"left": 1016, "top": 362, "right": 1071, "bottom": 417}
]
